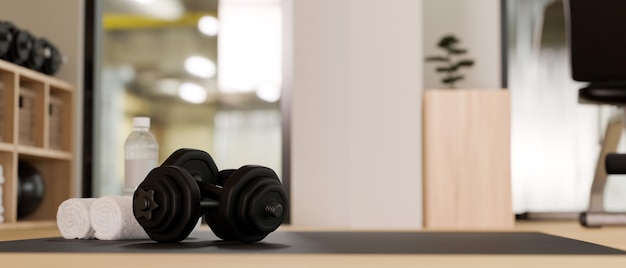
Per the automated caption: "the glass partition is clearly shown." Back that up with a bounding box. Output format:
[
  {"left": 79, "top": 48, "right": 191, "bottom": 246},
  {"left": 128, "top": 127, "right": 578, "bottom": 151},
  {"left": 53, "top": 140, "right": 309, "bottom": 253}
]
[{"left": 90, "top": 0, "right": 284, "bottom": 197}]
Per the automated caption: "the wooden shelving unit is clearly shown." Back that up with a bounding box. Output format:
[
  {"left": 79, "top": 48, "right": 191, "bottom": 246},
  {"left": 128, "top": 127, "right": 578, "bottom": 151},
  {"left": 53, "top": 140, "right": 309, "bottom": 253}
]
[{"left": 0, "top": 59, "right": 74, "bottom": 224}]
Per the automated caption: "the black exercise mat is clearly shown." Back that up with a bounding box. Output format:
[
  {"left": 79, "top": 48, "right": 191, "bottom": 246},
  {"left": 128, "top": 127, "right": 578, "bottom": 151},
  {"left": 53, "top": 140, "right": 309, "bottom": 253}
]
[{"left": 0, "top": 231, "right": 623, "bottom": 255}]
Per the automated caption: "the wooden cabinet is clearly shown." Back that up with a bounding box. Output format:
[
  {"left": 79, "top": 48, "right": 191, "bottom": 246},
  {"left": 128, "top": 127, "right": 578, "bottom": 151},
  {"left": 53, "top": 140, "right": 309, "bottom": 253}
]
[{"left": 0, "top": 59, "right": 74, "bottom": 224}]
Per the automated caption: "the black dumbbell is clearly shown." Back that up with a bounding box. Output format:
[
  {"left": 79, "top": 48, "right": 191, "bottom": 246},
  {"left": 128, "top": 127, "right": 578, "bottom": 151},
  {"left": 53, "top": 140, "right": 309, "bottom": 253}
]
[
  {"left": 6, "top": 25, "right": 33, "bottom": 66},
  {"left": 39, "top": 39, "right": 63, "bottom": 75},
  {"left": 132, "top": 148, "right": 288, "bottom": 243},
  {"left": 25, "top": 38, "right": 47, "bottom": 71},
  {"left": 0, "top": 22, "right": 14, "bottom": 58}
]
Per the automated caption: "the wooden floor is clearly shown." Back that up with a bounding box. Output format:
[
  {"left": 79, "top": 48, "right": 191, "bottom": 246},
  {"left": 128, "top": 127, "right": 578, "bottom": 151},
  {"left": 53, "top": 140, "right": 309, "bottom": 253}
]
[{"left": 1, "top": 221, "right": 626, "bottom": 267}]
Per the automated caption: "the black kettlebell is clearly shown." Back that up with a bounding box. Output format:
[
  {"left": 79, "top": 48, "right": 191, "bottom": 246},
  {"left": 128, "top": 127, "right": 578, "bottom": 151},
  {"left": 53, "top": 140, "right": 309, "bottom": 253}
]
[{"left": 17, "top": 161, "right": 45, "bottom": 218}]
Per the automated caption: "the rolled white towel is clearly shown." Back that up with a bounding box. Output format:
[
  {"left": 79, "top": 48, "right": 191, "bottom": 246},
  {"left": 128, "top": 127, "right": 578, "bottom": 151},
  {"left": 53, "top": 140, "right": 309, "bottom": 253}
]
[
  {"left": 56, "top": 198, "right": 96, "bottom": 239},
  {"left": 90, "top": 195, "right": 149, "bottom": 240}
]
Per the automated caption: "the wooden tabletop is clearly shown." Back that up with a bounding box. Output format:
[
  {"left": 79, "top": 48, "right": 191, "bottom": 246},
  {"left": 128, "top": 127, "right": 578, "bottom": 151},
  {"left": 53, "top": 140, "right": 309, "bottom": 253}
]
[{"left": 1, "top": 221, "right": 626, "bottom": 268}]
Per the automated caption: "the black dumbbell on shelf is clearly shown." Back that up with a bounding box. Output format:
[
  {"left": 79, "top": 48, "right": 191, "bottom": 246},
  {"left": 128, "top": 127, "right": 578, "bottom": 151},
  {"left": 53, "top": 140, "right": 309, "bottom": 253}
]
[
  {"left": 132, "top": 149, "right": 288, "bottom": 243},
  {"left": 0, "top": 21, "right": 32, "bottom": 66},
  {"left": 40, "top": 39, "right": 63, "bottom": 75},
  {"left": 0, "top": 20, "right": 63, "bottom": 75},
  {"left": 0, "top": 22, "right": 14, "bottom": 59},
  {"left": 25, "top": 36, "right": 63, "bottom": 75}
]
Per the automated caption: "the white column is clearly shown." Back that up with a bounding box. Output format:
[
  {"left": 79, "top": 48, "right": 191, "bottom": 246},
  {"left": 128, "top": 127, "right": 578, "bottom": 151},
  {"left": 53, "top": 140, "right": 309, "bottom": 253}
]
[{"left": 288, "top": 0, "right": 423, "bottom": 228}]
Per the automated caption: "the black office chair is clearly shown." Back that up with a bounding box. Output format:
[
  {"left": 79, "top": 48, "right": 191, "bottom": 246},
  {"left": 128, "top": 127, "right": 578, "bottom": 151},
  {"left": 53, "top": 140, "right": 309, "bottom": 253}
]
[{"left": 568, "top": 0, "right": 626, "bottom": 227}]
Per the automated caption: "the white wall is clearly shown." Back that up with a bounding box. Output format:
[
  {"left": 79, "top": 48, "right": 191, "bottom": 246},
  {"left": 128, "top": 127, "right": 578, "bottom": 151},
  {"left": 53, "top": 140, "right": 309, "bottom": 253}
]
[
  {"left": 423, "top": 0, "right": 501, "bottom": 89},
  {"left": 288, "top": 0, "right": 423, "bottom": 228},
  {"left": 0, "top": 0, "right": 84, "bottom": 197}
]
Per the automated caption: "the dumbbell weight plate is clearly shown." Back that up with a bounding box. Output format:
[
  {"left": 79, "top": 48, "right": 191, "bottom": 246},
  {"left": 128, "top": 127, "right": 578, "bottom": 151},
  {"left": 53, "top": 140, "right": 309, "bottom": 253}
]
[
  {"left": 0, "top": 22, "right": 13, "bottom": 58},
  {"left": 203, "top": 167, "right": 238, "bottom": 240},
  {"left": 10, "top": 29, "right": 32, "bottom": 65},
  {"left": 134, "top": 172, "right": 175, "bottom": 231},
  {"left": 204, "top": 207, "right": 237, "bottom": 241},
  {"left": 162, "top": 148, "right": 220, "bottom": 185},
  {"left": 40, "top": 39, "right": 62, "bottom": 75},
  {"left": 235, "top": 177, "right": 281, "bottom": 234},
  {"left": 160, "top": 149, "right": 232, "bottom": 240},
  {"left": 217, "top": 169, "right": 236, "bottom": 186},
  {"left": 26, "top": 38, "right": 46, "bottom": 70},
  {"left": 216, "top": 165, "right": 286, "bottom": 242},
  {"left": 133, "top": 166, "right": 201, "bottom": 242},
  {"left": 246, "top": 180, "right": 287, "bottom": 233}
]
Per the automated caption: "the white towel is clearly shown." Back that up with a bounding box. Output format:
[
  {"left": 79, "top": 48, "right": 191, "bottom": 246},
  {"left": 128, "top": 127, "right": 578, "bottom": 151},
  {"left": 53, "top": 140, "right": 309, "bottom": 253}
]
[
  {"left": 90, "top": 195, "right": 149, "bottom": 240},
  {"left": 56, "top": 198, "right": 96, "bottom": 239}
]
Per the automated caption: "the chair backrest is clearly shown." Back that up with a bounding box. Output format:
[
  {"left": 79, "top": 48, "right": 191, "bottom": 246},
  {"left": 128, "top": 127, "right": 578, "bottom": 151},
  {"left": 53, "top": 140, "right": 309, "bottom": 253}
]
[{"left": 568, "top": 0, "right": 626, "bottom": 83}]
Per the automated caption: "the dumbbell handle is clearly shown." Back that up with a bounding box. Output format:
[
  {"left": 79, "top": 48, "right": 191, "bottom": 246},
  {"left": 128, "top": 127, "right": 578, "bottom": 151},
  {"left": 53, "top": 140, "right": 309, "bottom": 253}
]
[
  {"left": 196, "top": 180, "right": 284, "bottom": 219},
  {"left": 196, "top": 181, "right": 283, "bottom": 218},
  {"left": 197, "top": 180, "right": 222, "bottom": 200},
  {"left": 200, "top": 200, "right": 219, "bottom": 209}
]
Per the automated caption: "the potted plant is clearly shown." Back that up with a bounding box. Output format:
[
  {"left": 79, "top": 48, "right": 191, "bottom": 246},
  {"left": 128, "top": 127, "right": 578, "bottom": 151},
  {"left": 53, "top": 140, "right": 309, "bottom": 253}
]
[
  {"left": 422, "top": 34, "right": 512, "bottom": 230},
  {"left": 425, "top": 35, "right": 475, "bottom": 89}
]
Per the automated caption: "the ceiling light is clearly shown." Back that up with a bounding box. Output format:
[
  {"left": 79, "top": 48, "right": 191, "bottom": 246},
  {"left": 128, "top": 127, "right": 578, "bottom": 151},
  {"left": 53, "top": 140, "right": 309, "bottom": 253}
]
[
  {"left": 185, "top": 56, "right": 216, "bottom": 79},
  {"left": 198, "top": 16, "right": 219, "bottom": 36},
  {"left": 255, "top": 83, "right": 281, "bottom": 102},
  {"left": 178, "top": 82, "right": 208, "bottom": 104},
  {"left": 218, "top": 0, "right": 282, "bottom": 93}
]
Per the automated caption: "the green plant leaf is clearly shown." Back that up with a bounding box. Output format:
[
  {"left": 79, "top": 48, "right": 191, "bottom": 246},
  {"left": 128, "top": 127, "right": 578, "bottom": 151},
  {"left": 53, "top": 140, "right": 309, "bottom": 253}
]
[
  {"left": 425, "top": 56, "right": 449, "bottom": 62},
  {"left": 449, "top": 48, "right": 467, "bottom": 55},
  {"left": 438, "top": 35, "right": 459, "bottom": 48},
  {"left": 456, "top": 60, "right": 474, "bottom": 67},
  {"left": 436, "top": 67, "right": 452, "bottom": 73},
  {"left": 443, "top": 75, "right": 464, "bottom": 84},
  {"left": 450, "top": 60, "right": 474, "bottom": 70},
  {"left": 431, "top": 34, "right": 473, "bottom": 88}
]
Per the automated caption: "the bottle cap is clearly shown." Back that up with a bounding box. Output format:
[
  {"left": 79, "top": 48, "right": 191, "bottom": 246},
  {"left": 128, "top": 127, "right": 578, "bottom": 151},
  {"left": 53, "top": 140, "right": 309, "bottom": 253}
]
[{"left": 133, "top": 117, "right": 150, "bottom": 128}]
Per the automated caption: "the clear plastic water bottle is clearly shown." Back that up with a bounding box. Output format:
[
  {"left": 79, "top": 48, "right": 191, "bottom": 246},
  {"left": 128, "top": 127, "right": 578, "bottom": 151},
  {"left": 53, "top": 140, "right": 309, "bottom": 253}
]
[{"left": 124, "top": 117, "right": 158, "bottom": 196}]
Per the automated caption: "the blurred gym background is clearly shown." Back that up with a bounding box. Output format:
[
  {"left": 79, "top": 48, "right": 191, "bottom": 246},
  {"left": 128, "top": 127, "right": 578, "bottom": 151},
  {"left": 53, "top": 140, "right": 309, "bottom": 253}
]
[{"left": 92, "top": 0, "right": 283, "bottom": 197}]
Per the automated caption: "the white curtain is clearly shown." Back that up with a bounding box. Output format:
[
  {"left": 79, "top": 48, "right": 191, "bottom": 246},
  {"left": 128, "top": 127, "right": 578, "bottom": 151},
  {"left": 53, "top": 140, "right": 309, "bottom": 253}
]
[{"left": 508, "top": 0, "right": 600, "bottom": 213}]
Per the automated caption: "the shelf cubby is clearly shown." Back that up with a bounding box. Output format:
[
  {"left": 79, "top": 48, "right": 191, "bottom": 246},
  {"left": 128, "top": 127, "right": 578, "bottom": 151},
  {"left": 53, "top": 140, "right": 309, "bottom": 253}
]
[{"left": 0, "top": 59, "right": 74, "bottom": 225}]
